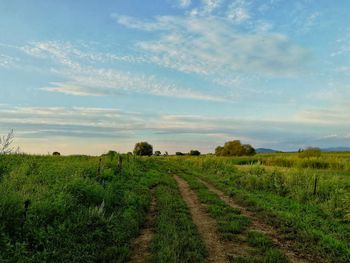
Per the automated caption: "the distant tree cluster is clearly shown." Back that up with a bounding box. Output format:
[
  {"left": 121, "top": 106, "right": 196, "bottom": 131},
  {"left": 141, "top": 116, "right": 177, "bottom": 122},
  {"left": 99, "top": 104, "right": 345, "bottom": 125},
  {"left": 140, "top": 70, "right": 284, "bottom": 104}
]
[
  {"left": 189, "top": 150, "right": 201, "bottom": 156},
  {"left": 215, "top": 140, "right": 256, "bottom": 156},
  {"left": 133, "top": 142, "right": 153, "bottom": 156},
  {"left": 298, "top": 147, "right": 321, "bottom": 158},
  {"left": 175, "top": 150, "right": 201, "bottom": 156}
]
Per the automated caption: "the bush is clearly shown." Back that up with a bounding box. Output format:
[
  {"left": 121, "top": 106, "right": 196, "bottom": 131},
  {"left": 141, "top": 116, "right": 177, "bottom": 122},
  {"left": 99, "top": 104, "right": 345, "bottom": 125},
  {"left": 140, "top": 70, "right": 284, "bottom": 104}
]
[
  {"left": 299, "top": 147, "right": 321, "bottom": 158},
  {"left": 133, "top": 142, "right": 153, "bottom": 156},
  {"left": 175, "top": 152, "right": 185, "bottom": 156},
  {"left": 215, "top": 140, "right": 256, "bottom": 156},
  {"left": 154, "top": 151, "right": 161, "bottom": 156},
  {"left": 189, "top": 150, "right": 201, "bottom": 156}
]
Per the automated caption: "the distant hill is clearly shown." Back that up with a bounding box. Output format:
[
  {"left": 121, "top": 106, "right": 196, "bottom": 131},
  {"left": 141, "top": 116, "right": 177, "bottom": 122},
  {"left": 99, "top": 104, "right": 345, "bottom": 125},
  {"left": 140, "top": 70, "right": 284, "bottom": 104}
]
[
  {"left": 256, "top": 148, "right": 279, "bottom": 153},
  {"left": 321, "top": 147, "right": 350, "bottom": 152},
  {"left": 255, "top": 147, "right": 350, "bottom": 153}
]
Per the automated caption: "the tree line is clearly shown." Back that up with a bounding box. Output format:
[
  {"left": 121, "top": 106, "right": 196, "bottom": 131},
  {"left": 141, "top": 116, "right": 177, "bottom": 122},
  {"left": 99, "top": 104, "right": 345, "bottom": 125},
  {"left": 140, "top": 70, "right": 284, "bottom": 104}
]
[{"left": 132, "top": 140, "right": 256, "bottom": 157}]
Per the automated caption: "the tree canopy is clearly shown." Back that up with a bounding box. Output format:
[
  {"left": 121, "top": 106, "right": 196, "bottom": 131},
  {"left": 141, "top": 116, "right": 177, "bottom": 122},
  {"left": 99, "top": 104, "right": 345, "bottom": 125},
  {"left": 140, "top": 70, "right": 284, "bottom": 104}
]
[
  {"left": 133, "top": 142, "right": 153, "bottom": 156},
  {"left": 189, "top": 150, "right": 201, "bottom": 156},
  {"left": 215, "top": 140, "right": 256, "bottom": 156},
  {"left": 298, "top": 147, "right": 321, "bottom": 158}
]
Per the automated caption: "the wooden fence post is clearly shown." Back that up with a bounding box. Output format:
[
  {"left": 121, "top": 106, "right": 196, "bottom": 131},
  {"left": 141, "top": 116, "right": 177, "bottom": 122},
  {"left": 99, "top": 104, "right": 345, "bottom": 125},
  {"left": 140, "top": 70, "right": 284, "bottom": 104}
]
[
  {"left": 21, "top": 199, "right": 31, "bottom": 234},
  {"left": 118, "top": 155, "right": 123, "bottom": 175},
  {"left": 313, "top": 174, "right": 318, "bottom": 196},
  {"left": 97, "top": 157, "right": 102, "bottom": 177}
]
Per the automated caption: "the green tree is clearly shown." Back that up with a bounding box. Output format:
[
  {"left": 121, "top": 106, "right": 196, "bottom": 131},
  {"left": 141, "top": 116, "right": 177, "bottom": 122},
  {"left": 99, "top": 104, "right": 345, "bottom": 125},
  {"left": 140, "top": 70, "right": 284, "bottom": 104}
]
[
  {"left": 215, "top": 146, "right": 224, "bottom": 156},
  {"left": 154, "top": 150, "right": 161, "bottom": 156},
  {"left": 189, "top": 150, "right": 201, "bottom": 156},
  {"left": 133, "top": 142, "right": 153, "bottom": 156},
  {"left": 298, "top": 147, "right": 321, "bottom": 158},
  {"left": 242, "top": 144, "right": 256, "bottom": 156},
  {"left": 215, "top": 140, "right": 256, "bottom": 156}
]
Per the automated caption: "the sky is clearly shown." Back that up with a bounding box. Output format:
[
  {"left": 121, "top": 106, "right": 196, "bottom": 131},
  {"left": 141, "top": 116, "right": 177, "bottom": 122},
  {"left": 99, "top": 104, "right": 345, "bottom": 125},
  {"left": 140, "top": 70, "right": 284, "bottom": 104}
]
[{"left": 0, "top": 0, "right": 350, "bottom": 155}]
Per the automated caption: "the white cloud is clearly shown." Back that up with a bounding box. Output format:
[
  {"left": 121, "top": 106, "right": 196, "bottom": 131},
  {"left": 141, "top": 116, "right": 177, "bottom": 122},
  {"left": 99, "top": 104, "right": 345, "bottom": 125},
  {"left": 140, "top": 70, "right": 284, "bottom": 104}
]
[
  {"left": 336, "top": 66, "right": 350, "bottom": 74},
  {"left": 178, "top": 0, "right": 191, "bottom": 8},
  {"left": 186, "top": 0, "right": 223, "bottom": 16},
  {"left": 21, "top": 41, "right": 223, "bottom": 101},
  {"left": 301, "top": 11, "right": 321, "bottom": 33},
  {"left": 201, "top": 0, "right": 223, "bottom": 14},
  {"left": 295, "top": 106, "right": 350, "bottom": 125},
  {"left": 226, "top": 0, "right": 251, "bottom": 23},
  {"left": 0, "top": 54, "right": 19, "bottom": 68},
  {"left": 115, "top": 15, "right": 309, "bottom": 77},
  {"left": 1, "top": 104, "right": 349, "bottom": 154}
]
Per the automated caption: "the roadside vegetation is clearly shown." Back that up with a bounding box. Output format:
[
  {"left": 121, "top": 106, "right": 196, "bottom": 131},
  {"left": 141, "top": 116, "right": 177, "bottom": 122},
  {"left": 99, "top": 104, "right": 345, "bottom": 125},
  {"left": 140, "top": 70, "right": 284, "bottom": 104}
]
[
  {"left": 0, "top": 153, "right": 160, "bottom": 262},
  {"left": 150, "top": 174, "right": 207, "bottom": 263},
  {"left": 173, "top": 154, "right": 350, "bottom": 262},
  {"left": 0, "top": 153, "right": 208, "bottom": 262},
  {"left": 1, "top": 135, "right": 349, "bottom": 262},
  {"left": 178, "top": 172, "right": 287, "bottom": 262}
]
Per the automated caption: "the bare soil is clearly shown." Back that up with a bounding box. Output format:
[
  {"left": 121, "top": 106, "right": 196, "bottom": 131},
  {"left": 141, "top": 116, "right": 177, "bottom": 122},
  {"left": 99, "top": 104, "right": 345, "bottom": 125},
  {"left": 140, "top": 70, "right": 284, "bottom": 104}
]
[{"left": 129, "top": 190, "right": 157, "bottom": 263}]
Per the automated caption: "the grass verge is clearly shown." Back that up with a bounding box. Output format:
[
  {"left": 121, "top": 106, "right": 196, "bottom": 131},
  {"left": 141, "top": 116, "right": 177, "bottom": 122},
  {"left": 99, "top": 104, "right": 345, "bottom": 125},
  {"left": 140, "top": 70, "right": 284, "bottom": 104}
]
[
  {"left": 149, "top": 174, "right": 207, "bottom": 263},
  {"left": 179, "top": 172, "right": 287, "bottom": 263}
]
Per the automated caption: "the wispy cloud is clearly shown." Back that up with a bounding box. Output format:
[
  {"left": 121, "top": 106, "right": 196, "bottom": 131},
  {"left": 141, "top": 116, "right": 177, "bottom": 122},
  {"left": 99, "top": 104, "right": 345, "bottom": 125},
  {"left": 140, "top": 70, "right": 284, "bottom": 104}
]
[
  {"left": 200, "top": 0, "right": 223, "bottom": 15},
  {"left": 1, "top": 104, "right": 349, "bottom": 153},
  {"left": 178, "top": 0, "right": 191, "bottom": 8},
  {"left": 0, "top": 54, "right": 19, "bottom": 68},
  {"left": 20, "top": 41, "right": 224, "bottom": 101},
  {"left": 226, "top": 0, "right": 251, "bottom": 24},
  {"left": 301, "top": 11, "right": 321, "bottom": 33},
  {"left": 114, "top": 14, "right": 309, "bottom": 77},
  {"left": 296, "top": 106, "right": 350, "bottom": 125}
]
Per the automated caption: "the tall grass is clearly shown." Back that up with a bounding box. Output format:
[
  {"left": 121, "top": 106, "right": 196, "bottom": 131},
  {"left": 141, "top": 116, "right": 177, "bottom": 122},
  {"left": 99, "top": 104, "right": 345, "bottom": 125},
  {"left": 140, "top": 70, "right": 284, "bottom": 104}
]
[
  {"left": 171, "top": 154, "right": 350, "bottom": 262},
  {"left": 0, "top": 153, "right": 156, "bottom": 262}
]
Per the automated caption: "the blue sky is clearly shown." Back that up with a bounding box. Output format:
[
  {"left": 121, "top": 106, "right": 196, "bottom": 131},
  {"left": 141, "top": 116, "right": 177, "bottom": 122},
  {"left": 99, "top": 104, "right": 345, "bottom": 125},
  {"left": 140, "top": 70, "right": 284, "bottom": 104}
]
[{"left": 0, "top": 0, "right": 349, "bottom": 154}]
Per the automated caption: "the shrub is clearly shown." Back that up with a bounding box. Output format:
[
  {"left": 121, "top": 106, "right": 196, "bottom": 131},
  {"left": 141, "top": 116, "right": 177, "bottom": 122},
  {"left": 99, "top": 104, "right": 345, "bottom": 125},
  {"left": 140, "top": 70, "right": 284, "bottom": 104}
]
[
  {"left": 298, "top": 147, "right": 322, "bottom": 158},
  {"left": 154, "top": 151, "right": 161, "bottom": 156},
  {"left": 176, "top": 152, "right": 185, "bottom": 156},
  {"left": 52, "top": 152, "right": 61, "bottom": 156},
  {"left": 215, "top": 140, "right": 256, "bottom": 156},
  {"left": 189, "top": 150, "right": 201, "bottom": 156},
  {"left": 133, "top": 142, "right": 153, "bottom": 156},
  {"left": 0, "top": 130, "right": 17, "bottom": 155}
]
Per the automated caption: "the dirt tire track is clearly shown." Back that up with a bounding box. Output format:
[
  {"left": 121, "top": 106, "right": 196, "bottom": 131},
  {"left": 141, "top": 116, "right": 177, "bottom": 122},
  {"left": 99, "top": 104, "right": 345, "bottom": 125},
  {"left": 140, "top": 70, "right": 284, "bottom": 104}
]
[
  {"left": 198, "top": 178, "right": 315, "bottom": 263},
  {"left": 129, "top": 189, "right": 157, "bottom": 263},
  {"left": 174, "top": 175, "right": 228, "bottom": 263}
]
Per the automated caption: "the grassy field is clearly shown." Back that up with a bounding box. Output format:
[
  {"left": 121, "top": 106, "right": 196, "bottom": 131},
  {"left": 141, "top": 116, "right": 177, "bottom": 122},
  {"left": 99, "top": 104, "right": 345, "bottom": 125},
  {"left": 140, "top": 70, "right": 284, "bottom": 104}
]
[
  {"left": 0, "top": 152, "right": 349, "bottom": 262},
  {"left": 171, "top": 153, "right": 350, "bottom": 262}
]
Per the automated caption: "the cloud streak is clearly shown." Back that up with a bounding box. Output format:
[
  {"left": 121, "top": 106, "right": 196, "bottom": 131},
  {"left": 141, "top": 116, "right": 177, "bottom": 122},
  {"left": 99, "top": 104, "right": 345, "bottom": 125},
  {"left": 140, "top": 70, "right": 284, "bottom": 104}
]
[
  {"left": 20, "top": 41, "right": 224, "bottom": 101},
  {"left": 1, "top": 104, "right": 349, "bottom": 153},
  {"left": 114, "top": 14, "right": 309, "bottom": 77}
]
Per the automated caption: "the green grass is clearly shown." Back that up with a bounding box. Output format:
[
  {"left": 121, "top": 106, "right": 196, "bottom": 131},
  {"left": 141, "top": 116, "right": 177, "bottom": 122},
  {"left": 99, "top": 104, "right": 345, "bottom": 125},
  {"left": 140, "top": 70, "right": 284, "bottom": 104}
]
[
  {"left": 0, "top": 153, "right": 158, "bottom": 262},
  {"left": 178, "top": 172, "right": 287, "bottom": 262},
  {"left": 180, "top": 173, "right": 249, "bottom": 239},
  {"left": 1, "top": 152, "right": 350, "bottom": 262},
  {"left": 172, "top": 155, "right": 350, "bottom": 263},
  {"left": 150, "top": 175, "right": 207, "bottom": 263},
  {"left": 0, "top": 154, "right": 209, "bottom": 262}
]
